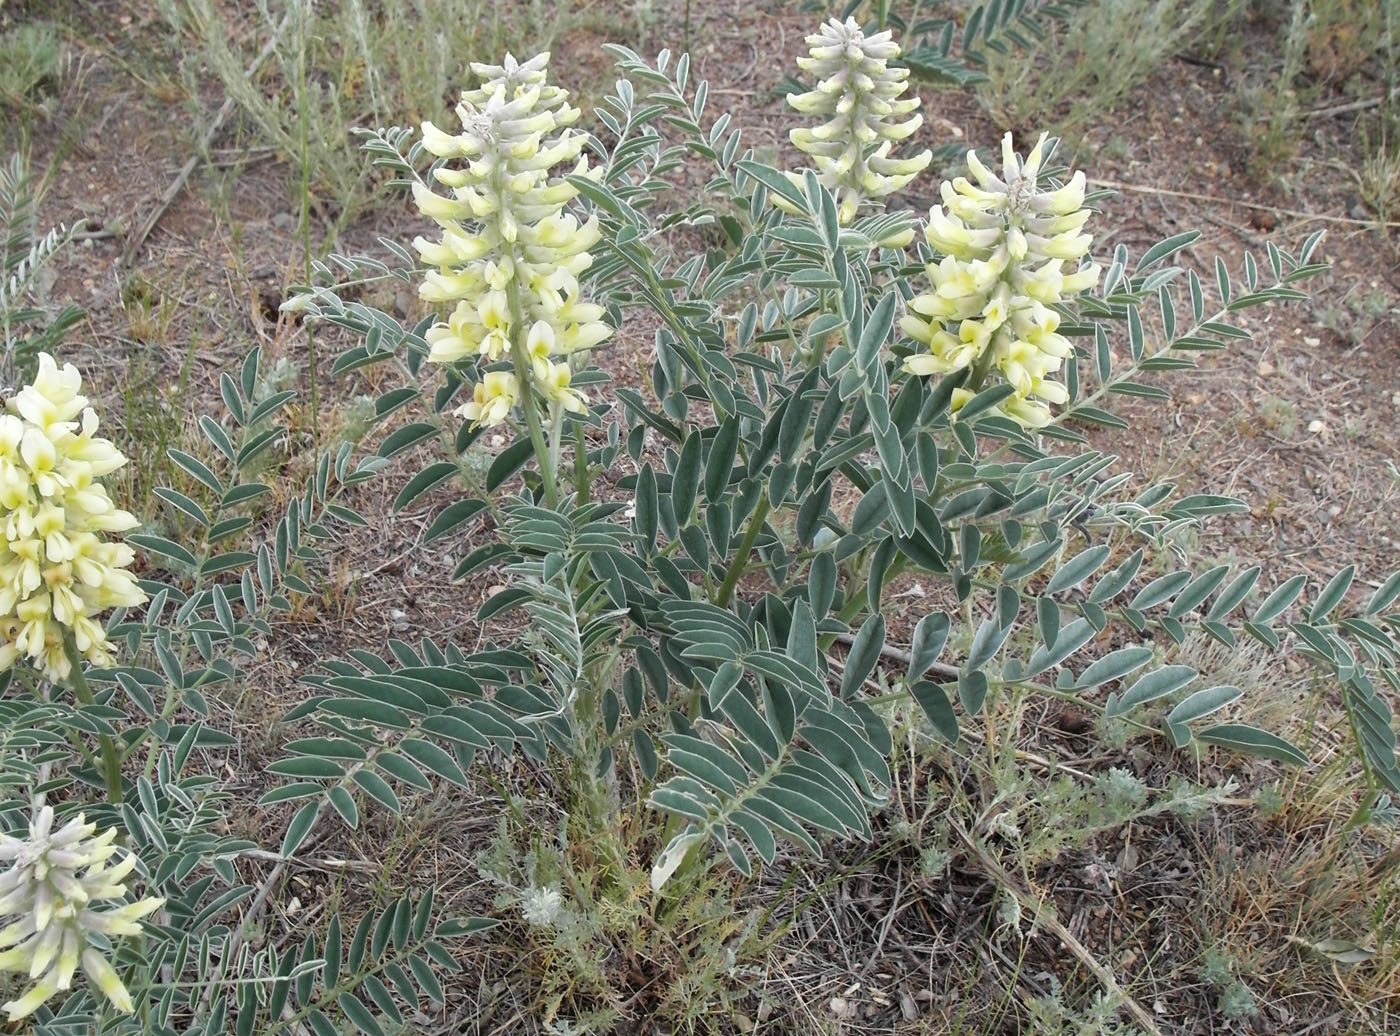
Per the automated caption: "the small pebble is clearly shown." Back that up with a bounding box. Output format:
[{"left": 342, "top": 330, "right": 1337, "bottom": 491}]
[{"left": 1307, "top": 419, "right": 1326, "bottom": 435}]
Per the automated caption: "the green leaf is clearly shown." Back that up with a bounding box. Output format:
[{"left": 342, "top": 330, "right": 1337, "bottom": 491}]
[
  {"left": 169, "top": 448, "right": 224, "bottom": 494},
  {"left": 1107, "top": 665, "right": 1196, "bottom": 716},
  {"left": 397, "top": 738, "right": 469, "bottom": 787},
  {"left": 908, "top": 612, "right": 950, "bottom": 680},
  {"left": 1253, "top": 574, "right": 1307, "bottom": 625},
  {"left": 704, "top": 416, "right": 739, "bottom": 503},
  {"left": 1074, "top": 646, "right": 1154, "bottom": 690},
  {"left": 378, "top": 422, "right": 437, "bottom": 460},
  {"left": 338, "top": 993, "right": 386, "bottom": 1036},
  {"left": 486, "top": 436, "right": 535, "bottom": 491},
  {"left": 129, "top": 533, "right": 197, "bottom": 568},
  {"left": 1136, "top": 231, "right": 1200, "bottom": 273},
  {"left": 353, "top": 769, "right": 402, "bottom": 813},
  {"left": 1195, "top": 723, "right": 1311, "bottom": 767},
  {"left": 280, "top": 801, "right": 319, "bottom": 857},
  {"left": 424, "top": 499, "right": 487, "bottom": 544},
  {"left": 965, "top": 616, "right": 1011, "bottom": 671},
  {"left": 839, "top": 613, "right": 885, "bottom": 698},
  {"left": 320, "top": 699, "right": 412, "bottom": 729},
  {"left": 736, "top": 159, "right": 806, "bottom": 208},
  {"left": 1309, "top": 565, "right": 1355, "bottom": 622},
  {"left": 1046, "top": 545, "right": 1111, "bottom": 595},
  {"left": 394, "top": 463, "right": 458, "bottom": 511},
  {"left": 267, "top": 757, "right": 346, "bottom": 780},
  {"left": 1165, "top": 685, "right": 1241, "bottom": 747},
  {"left": 672, "top": 430, "right": 702, "bottom": 522},
  {"left": 910, "top": 680, "right": 958, "bottom": 742}
]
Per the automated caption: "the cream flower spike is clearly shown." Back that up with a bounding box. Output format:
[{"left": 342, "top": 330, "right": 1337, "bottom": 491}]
[
  {"left": 0, "top": 354, "right": 146, "bottom": 681},
  {"left": 0, "top": 806, "right": 164, "bottom": 1020},
  {"left": 415, "top": 52, "right": 609, "bottom": 431},
  {"left": 784, "top": 17, "right": 931, "bottom": 224},
  {"left": 901, "top": 133, "right": 1100, "bottom": 429}
]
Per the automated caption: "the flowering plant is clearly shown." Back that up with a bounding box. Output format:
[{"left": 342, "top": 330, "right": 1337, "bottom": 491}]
[
  {"left": 3, "top": 12, "right": 1396, "bottom": 1035},
  {"left": 278, "top": 25, "right": 1399, "bottom": 1028}
]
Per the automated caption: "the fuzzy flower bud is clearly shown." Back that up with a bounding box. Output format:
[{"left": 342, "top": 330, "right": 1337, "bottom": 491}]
[
  {"left": 0, "top": 807, "right": 163, "bottom": 1020},
  {"left": 0, "top": 354, "right": 146, "bottom": 681},
  {"left": 902, "top": 133, "right": 1100, "bottom": 428},
  {"left": 784, "top": 18, "right": 931, "bottom": 224},
  {"left": 415, "top": 53, "right": 610, "bottom": 429}
]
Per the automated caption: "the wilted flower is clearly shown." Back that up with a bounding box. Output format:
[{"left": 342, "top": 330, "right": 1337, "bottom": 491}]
[
  {"left": 901, "top": 133, "right": 1100, "bottom": 428},
  {"left": 785, "top": 18, "right": 931, "bottom": 224},
  {"left": 0, "top": 354, "right": 146, "bottom": 680},
  {"left": 0, "top": 806, "right": 163, "bottom": 1020},
  {"left": 414, "top": 52, "right": 610, "bottom": 428}
]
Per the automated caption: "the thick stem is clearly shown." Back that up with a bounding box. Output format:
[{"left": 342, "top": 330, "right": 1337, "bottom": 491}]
[
  {"left": 714, "top": 495, "right": 771, "bottom": 608},
  {"left": 61, "top": 629, "right": 123, "bottom": 803},
  {"left": 505, "top": 278, "right": 558, "bottom": 508}
]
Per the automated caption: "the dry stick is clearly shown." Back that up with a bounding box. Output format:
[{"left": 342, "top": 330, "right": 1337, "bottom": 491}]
[
  {"left": 1308, "top": 86, "right": 1400, "bottom": 120},
  {"left": 1088, "top": 177, "right": 1400, "bottom": 230},
  {"left": 124, "top": 12, "right": 292, "bottom": 265},
  {"left": 949, "top": 819, "right": 1166, "bottom": 1036}
]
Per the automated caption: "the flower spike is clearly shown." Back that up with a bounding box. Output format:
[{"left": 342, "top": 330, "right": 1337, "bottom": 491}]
[
  {"left": 0, "top": 806, "right": 163, "bottom": 1020},
  {"left": 901, "top": 133, "right": 1101, "bottom": 428},
  {"left": 414, "top": 53, "right": 610, "bottom": 429},
  {"left": 785, "top": 17, "right": 932, "bottom": 224},
  {"left": 0, "top": 354, "right": 146, "bottom": 680}
]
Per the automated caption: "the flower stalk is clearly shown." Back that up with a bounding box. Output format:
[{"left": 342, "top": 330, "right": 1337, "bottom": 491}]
[{"left": 413, "top": 53, "right": 610, "bottom": 500}]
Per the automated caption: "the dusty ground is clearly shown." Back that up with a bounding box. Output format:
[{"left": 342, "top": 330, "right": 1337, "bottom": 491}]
[{"left": 6, "top": 0, "right": 1400, "bottom": 1032}]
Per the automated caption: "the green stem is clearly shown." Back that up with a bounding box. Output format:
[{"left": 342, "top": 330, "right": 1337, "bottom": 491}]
[
  {"left": 714, "top": 495, "right": 771, "bottom": 608},
  {"left": 62, "top": 629, "right": 123, "bottom": 803},
  {"left": 505, "top": 279, "right": 558, "bottom": 508},
  {"left": 573, "top": 420, "right": 590, "bottom": 504}
]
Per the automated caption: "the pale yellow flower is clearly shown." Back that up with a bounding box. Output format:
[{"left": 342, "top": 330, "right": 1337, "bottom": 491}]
[
  {"left": 902, "top": 134, "right": 1100, "bottom": 428},
  {"left": 784, "top": 18, "right": 931, "bottom": 224},
  {"left": 0, "top": 807, "right": 163, "bottom": 1020},
  {"left": 416, "top": 54, "right": 611, "bottom": 426},
  {"left": 0, "top": 355, "right": 145, "bottom": 681},
  {"left": 458, "top": 371, "right": 521, "bottom": 428}
]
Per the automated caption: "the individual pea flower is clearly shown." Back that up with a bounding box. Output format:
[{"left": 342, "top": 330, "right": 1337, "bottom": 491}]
[
  {"left": 414, "top": 52, "right": 610, "bottom": 432},
  {"left": 901, "top": 132, "right": 1101, "bottom": 428},
  {"left": 459, "top": 370, "right": 521, "bottom": 429},
  {"left": 784, "top": 17, "right": 932, "bottom": 225},
  {"left": 0, "top": 806, "right": 164, "bottom": 1020},
  {"left": 0, "top": 354, "right": 146, "bottom": 681}
]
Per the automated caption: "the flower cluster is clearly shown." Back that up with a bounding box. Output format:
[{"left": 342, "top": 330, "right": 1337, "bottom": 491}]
[
  {"left": 0, "top": 806, "right": 163, "bottom": 1020},
  {"left": 901, "top": 132, "right": 1100, "bottom": 428},
  {"left": 0, "top": 354, "right": 145, "bottom": 680},
  {"left": 785, "top": 17, "right": 931, "bottom": 225},
  {"left": 414, "top": 52, "right": 609, "bottom": 427}
]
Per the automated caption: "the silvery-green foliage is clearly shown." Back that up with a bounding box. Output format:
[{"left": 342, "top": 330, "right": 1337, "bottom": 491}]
[
  {"left": 0, "top": 153, "right": 84, "bottom": 382},
  {"left": 0, "top": 347, "right": 487, "bottom": 1030},
  {"left": 274, "top": 37, "right": 1400, "bottom": 909}
]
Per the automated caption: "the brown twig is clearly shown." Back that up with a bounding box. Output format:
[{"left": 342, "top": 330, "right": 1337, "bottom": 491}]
[
  {"left": 949, "top": 819, "right": 1166, "bottom": 1036},
  {"left": 1088, "top": 177, "right": 1400, "bottom": 230},
  {"left": 124, "top": 11, "right": 291, "bottom": 265}
]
